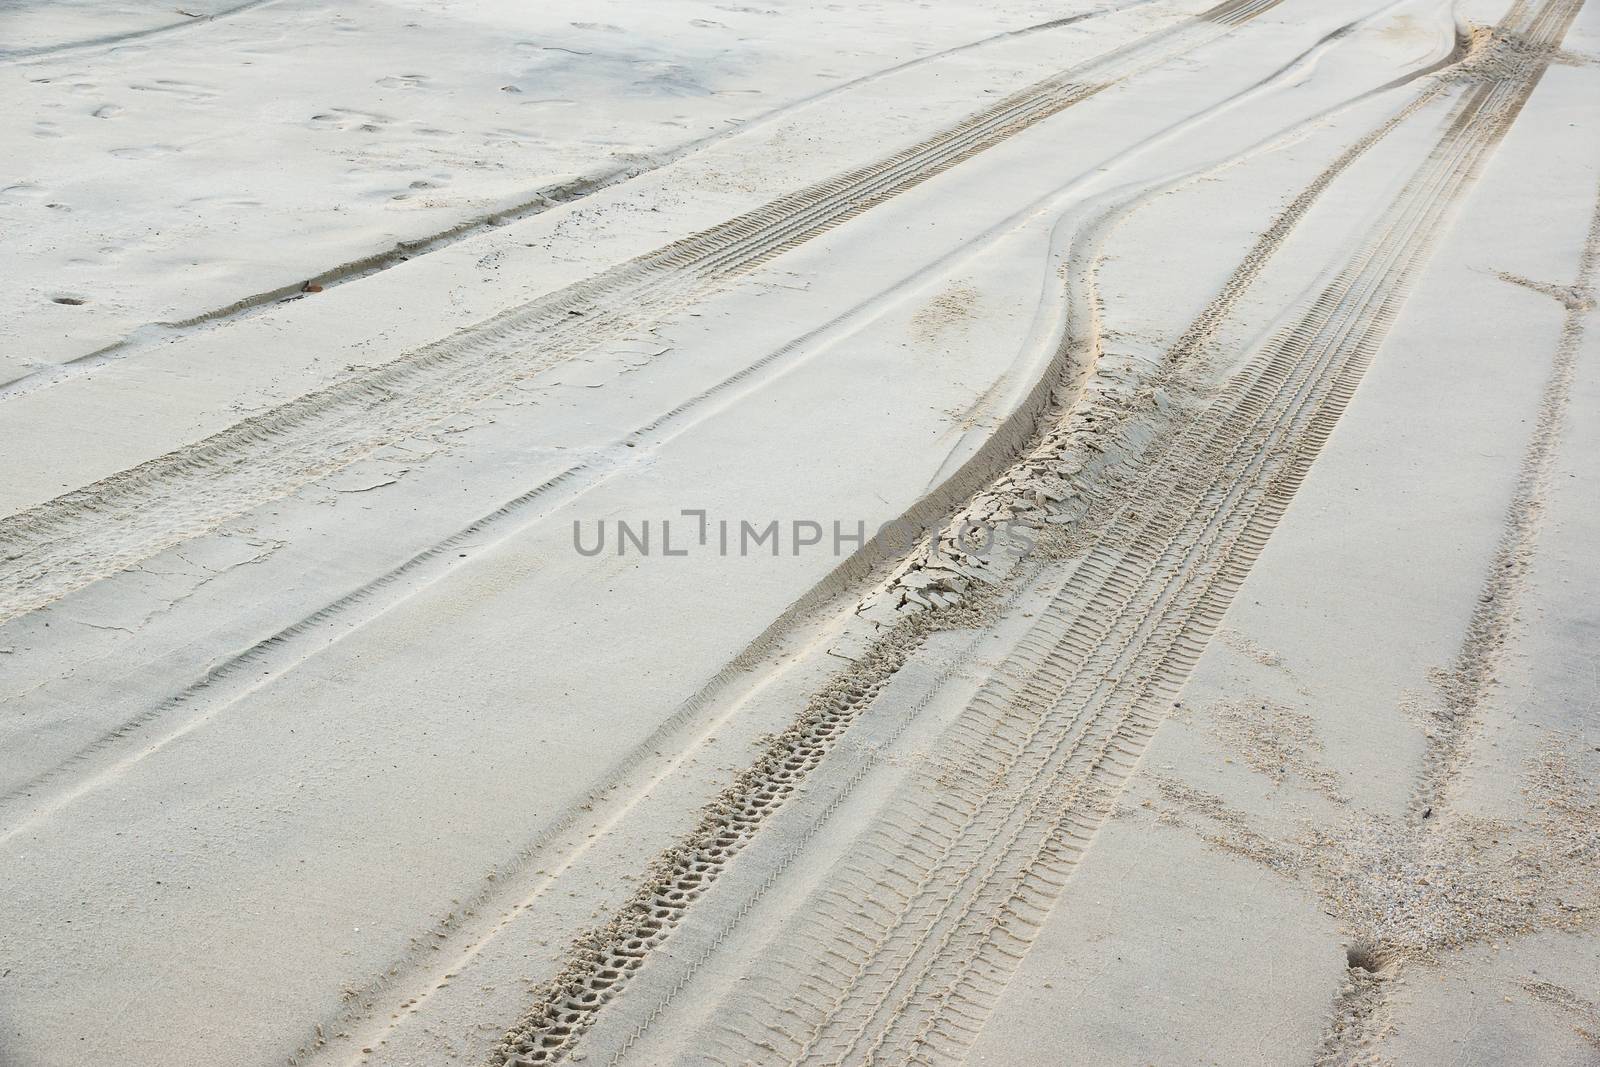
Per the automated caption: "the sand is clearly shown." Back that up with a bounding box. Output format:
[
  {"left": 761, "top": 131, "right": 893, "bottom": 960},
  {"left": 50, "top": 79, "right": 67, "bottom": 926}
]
[{"left": 1, "top": 0, "right": 1596, "bottom": 1064}]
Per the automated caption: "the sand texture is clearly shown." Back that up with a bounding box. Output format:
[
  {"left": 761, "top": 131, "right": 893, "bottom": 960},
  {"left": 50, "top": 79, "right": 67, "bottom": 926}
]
[{"left": 2, "top": 0, "right": 1597, "bottom": 1064}]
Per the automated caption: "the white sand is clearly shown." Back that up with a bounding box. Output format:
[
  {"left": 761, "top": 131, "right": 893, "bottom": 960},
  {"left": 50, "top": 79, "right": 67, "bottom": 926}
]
[
  {"left": 2, "top": 0, "right": 1597, "bottom": 1065},
  {"left": 1, "top": 0, "right": 1089, "bottom": 376}
]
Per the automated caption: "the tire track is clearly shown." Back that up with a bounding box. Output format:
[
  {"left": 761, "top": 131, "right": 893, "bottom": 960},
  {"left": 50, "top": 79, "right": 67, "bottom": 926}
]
[
  {"left": 9, "top": 0, "right": 1426, "bottom": 829},
  {"left": 0, "top": 0, "right": 1287, "bottom": 625},
  {"left": 0, "top": 0, "right": 1166, "bottom": 401},
  {"left": 486, "top": 8, "right": 1500, "bottom": 1062},
  {"left": 0, "top": 213, "right": 1033, "bottom": 833},
  {"left": 0, "top": 0, "right": 283, "bottom": 63},
  {"left": 694, "top": 0, "right": 1584, "bottom": 1062},
  {"left": 3, "top": 11, "right": 1456, "bottom": 1062},
  {"left": 1317, "top": 82, "right": 1600, "bottom": 1067}
]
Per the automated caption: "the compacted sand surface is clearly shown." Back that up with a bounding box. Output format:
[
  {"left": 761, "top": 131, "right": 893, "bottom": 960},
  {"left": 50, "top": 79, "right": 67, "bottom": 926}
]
[{"left": 2, "top": 1, "right": 1597, "bottom": 1064}]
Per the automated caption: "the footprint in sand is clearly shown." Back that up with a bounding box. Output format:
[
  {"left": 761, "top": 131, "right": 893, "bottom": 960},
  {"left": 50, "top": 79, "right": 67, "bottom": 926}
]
[
  {"left": 512, "top": 40, "right": 595, "bottom": 58},
  {"left": 308, "top": 108, "right": 390, "bottom": 133},
  {"left": 376, "top": 73, "right": 430, "bottom": 90},
  {"left": 392, "top": 178, "right": 442, "bottom": 200},
  {"left": 127, "top": 78, "right": 218, "bottom": 103},
  {"left": 109, "top": 144, "right": 182, "bottom": 160},
  {"left": 180, "top": 194, "right": 264, "bottom": 208}
]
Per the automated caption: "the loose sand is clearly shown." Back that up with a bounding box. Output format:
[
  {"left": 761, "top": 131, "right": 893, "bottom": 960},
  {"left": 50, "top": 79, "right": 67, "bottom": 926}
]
[{"left": 1, "top": 0, "right": 1596, "bottom": 1064}]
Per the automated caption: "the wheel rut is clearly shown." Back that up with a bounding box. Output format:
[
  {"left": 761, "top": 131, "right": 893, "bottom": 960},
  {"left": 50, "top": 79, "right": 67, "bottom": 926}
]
[
  {"left": 487, "top": 0, "right": 1584, "bottom": 1060},
  {"left": 694, "top": 2, "right": 1585, "bottom": 1063},
  {"left": 0, "top": 0, "right": 1287, "bottom": 625}
]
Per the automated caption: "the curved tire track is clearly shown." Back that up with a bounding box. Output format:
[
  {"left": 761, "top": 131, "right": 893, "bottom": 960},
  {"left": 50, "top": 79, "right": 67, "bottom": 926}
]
[
  {"left": 696, "top": 1, "right": 1585, "bottom": 1060},
  {"left": 486, "top": 2, "right": 1546, "bottom": 1059},
  {"left": 0, "top": 0, "right": 1286, "bottom": 625},
  {"left": 0, "top": 0, "right": 1168, "bottom": 402}
]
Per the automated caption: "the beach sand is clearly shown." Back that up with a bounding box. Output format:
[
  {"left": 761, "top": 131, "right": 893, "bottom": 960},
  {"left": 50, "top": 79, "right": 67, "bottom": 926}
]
[{"left": 2, "top": 0, "right": 1596, "bottom": 1064}]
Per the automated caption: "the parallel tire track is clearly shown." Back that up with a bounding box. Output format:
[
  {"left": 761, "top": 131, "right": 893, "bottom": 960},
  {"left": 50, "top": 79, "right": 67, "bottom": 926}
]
[
  {"left": 0, "top": 1, "right": 1162, "bottom": 405},
  {"left": 0, "top": 0, "right": 1286, "bottom": 624},
  {"left": 486, "top": 6, "right": 1548, "bottom": 1062},
  {"left": 695, "top": 0, "right": 1584, "bottom": 1061}
]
